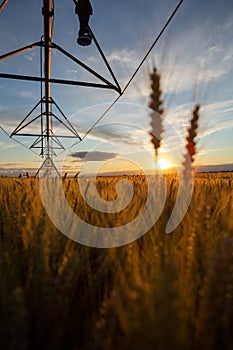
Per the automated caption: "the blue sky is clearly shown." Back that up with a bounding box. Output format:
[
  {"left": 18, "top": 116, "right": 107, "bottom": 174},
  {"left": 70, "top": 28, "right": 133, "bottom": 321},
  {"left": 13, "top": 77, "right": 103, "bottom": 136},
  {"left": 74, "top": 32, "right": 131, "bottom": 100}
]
[{"left": 0, "top": 0, "right": 233, "bottom": 175}]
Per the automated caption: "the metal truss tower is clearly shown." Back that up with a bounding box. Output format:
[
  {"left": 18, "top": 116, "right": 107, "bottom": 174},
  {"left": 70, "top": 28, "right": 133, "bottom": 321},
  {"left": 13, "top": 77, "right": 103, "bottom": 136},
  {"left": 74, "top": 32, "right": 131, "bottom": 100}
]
[{"left": 0, "top": 0, "right": 121, "bottom": 176}]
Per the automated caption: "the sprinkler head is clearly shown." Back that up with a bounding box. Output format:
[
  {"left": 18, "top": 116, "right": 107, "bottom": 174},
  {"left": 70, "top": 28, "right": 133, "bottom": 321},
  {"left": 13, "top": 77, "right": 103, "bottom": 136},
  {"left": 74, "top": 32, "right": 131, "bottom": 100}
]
[{"left": 77, "top": 32, "right": 92, "bottom": 46}]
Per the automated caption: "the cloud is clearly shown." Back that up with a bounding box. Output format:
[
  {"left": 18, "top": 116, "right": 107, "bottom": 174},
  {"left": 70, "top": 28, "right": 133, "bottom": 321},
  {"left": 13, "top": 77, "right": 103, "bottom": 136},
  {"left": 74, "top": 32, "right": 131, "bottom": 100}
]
[
  {"left": 165, "top": 99, "right": 233, "bottom": 132},
  {"left": 0, "top": 162, "right": 21, "bottom": 167},
  {"left": 70, "top": 151, "right": 119, "bottom": 162},
  {"left": 107, "top": 49, "right": 139, "bottom": 67},
  {"left": 85, "top": 48, "right": 140, "bottom": 87},
  {"left": 25, "top": 51, "right": 36, "bottom": 62},
  {"left": 87, "top": 48, "right": 139, "bottom": 68},
  {"left": 149, "top": 17, "right": 233, "bottom": 96},
  {"left": 0, "top": 141, "right": 16, "bottom": 150},
  {"left": 197, "top": 148, "right": 224, "bottom": 157},
  {"left": 157, "top": 56, "right": 228, "bottom": 96},
  {"left": 19, "top": 91, "right": 34, "bottom": 98},
  {"left": 196, "top": 100, "right": 233, "bottom": 138}
]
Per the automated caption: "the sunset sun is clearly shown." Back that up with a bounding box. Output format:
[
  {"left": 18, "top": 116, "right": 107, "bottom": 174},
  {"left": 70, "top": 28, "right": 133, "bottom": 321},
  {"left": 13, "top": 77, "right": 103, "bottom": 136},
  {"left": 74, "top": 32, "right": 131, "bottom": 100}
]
[
  {"left": 151, "top": 159, "right": 173, "bottom": 171},
  {"left": 158, "top": 159, "right": 173, "bottom": 170}
]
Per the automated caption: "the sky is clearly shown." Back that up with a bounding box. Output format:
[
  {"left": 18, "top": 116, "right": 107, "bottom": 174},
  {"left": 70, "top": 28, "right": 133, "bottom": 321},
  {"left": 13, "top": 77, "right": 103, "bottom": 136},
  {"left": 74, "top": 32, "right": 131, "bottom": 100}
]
[{"left": 0, "top": 0, "right": 233, "bottom": 176}]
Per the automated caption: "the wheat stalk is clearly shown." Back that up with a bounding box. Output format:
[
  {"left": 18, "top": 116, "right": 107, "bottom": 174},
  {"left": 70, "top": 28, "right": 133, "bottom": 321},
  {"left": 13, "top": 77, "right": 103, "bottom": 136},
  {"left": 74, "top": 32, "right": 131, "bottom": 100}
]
[
  {"left": 182, "top": 104, "right": 200, "bottom": 178},
  {"left": 149, "top": 66, "right": 164, "bottom": 159}
]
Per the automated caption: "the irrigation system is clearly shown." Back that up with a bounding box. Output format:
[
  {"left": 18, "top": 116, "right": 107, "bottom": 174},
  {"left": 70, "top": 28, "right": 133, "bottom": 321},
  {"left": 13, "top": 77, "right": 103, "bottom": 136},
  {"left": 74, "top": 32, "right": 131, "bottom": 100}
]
[
  {"left": 0, "top": 0, "right": 184, "bottom": 176},
  {"left": 0, "top": 0, "right": 122, "bottom": 176}
]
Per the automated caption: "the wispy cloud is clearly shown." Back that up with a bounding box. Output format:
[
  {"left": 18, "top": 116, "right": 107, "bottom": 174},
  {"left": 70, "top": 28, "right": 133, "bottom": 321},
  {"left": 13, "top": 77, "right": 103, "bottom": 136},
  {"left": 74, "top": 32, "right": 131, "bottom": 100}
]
[
  {"left": 196, "top": 100, "right": 233, "bottom": 139},
  {"left": 0, "top": 162, "right": 23, "bottom": 167},
  {"left": 87, "top": 48, "right": 139, "bottom": 68},
  {"left": 0, "top": 141, "right": 16, "bottom": 150},
  {"left": 19, "top": 90, "right": 34, "bottom": 98},
  {"left": 165, "top": 99, "right": 233, "bottom": 134},
  {"left": 25, "top": 51, "right": 36, "bottom": 62},
  {"left": 107, "top": 49, "right": 139, "bottom": 67}
]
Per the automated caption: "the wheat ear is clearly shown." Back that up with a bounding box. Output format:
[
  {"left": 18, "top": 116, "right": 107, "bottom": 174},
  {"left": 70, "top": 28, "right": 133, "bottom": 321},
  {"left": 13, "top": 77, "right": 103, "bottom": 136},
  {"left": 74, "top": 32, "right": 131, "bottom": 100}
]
[
  {"left": 149, "top": 67, "right": 164, "bottom": 159},
  {"left": 183, "top": 104, "right": 200, "bottom": 178}
]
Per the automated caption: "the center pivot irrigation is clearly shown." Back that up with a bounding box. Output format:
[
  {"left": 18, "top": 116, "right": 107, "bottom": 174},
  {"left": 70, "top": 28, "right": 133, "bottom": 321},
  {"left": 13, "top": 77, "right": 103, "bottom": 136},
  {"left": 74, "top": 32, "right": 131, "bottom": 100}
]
[{"left": 0, "top": 0, "right": 184, "bottom": 175}]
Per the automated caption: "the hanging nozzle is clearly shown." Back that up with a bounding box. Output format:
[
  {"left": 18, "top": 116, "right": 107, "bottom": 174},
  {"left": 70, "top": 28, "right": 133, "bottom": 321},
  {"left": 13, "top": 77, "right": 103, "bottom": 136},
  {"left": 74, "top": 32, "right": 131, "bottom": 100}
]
[{"left": 74, "top": 0, "right": 93, "bottom": 46}]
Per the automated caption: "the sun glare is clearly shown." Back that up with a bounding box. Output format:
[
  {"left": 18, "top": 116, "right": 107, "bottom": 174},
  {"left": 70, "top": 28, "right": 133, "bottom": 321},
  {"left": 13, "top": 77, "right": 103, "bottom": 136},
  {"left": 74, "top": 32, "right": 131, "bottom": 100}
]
[
  {"left": 158, "top": 159, "right": 172, "bottom": 170},
  {"left": 152, "top": 159, "right": 173, "bottom": 171}
]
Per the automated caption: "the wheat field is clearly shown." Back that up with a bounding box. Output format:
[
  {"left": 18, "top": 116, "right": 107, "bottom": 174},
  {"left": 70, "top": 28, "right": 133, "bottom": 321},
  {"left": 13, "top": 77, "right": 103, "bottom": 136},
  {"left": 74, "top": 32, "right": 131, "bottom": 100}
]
[{"left": 0, "top": 173, "right": 233, "bottom": 350}]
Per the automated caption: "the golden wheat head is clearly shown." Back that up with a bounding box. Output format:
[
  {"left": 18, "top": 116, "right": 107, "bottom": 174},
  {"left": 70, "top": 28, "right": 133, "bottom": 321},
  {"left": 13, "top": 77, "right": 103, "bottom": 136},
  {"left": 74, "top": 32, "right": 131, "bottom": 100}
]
[
  {"left": 183, "top": 104, "right": 200, "bottom": 178},
  {"left": 148, "top": 67, "right": 164, "bottom": 159}
]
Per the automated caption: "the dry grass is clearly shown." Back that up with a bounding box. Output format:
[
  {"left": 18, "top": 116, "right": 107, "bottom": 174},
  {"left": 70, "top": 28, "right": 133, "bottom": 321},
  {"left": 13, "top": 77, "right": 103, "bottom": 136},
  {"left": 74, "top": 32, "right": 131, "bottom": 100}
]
[{"left": 0, "top": 173, "right": 233, "bottom": 350}]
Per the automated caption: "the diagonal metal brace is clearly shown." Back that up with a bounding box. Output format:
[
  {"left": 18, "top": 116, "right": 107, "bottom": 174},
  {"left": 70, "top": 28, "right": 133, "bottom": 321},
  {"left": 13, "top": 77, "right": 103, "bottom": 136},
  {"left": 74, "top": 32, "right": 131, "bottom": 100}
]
[{"left": 0, "top": 41, "right": 42, "bottom": 61}]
